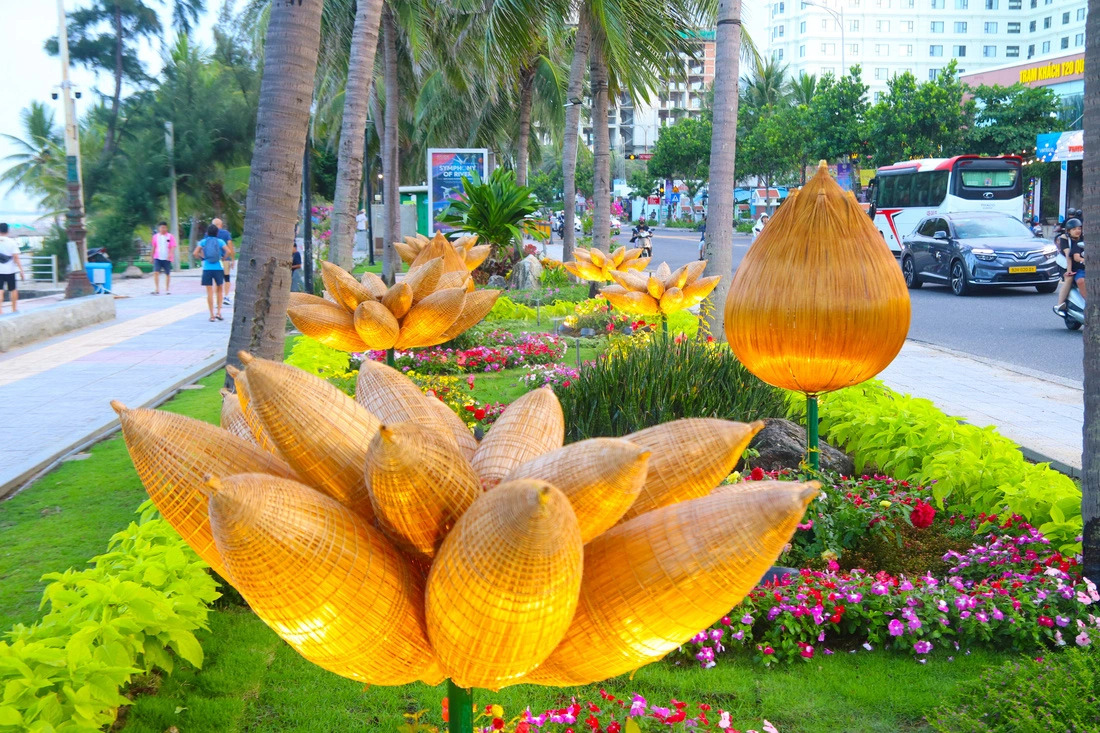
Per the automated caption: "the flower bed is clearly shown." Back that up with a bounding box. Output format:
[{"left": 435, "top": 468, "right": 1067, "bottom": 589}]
[
  {"left": 521, "top": 363, "right": 582, "bottom": 390},
  {"left": 362, "top": 331, "right": 566, "bottom": 375}
]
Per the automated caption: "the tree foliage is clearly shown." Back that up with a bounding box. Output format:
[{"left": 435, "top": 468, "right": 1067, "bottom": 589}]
[
  {"left": 966, "top": 83, "right": 1060, "bottom": 157},
  {"left": 647, "top": 116, "right": 712, "bottom": 188},
  {"left": 807, "top": 66, "right": 870, "bottom": 162}
]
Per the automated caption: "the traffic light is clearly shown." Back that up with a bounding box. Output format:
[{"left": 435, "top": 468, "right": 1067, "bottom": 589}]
[{"left": 627, "top": 154, "right": 638, "bottom": 160}]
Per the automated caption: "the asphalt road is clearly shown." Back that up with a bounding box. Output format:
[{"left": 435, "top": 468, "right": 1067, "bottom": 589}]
[{"left": 617, "top": 228, "right": 1085, "bottom": 383}]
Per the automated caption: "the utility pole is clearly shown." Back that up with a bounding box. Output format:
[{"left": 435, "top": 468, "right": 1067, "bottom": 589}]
[
  {"left": 165, "top": 121, "right": 180, "bottom": 265},
  {"left": 55, "top": 0, "right": 87, "bottom": 269}
]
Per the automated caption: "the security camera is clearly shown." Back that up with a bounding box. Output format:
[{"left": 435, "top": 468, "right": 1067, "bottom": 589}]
[
  {"left": 51, "top": 92, "right": 58, "bottom": 100},
  {"left": 74, "top": 91, "right": 81, "bottom": 99}
]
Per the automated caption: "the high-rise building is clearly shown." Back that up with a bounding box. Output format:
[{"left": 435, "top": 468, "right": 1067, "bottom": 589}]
[{"left": 764, "top": 0, "right": 1087, "bottom": 101}]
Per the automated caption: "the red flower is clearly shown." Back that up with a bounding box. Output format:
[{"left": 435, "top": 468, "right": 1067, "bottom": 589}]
[
  {"left": 517, "top": 724, "right": 531, "bottom": 733},
  {"left": 1038, "top": 615, "right": 1054, "bottom": 627},
  {"left": 474, "top": 408, "right": 487, "bottom": 421},
  {"left": 492, "top": 718, "right": 504, "bottom": 730},
  {"left": 749, "top": 467, "right": 766, "bottom": 481},
  {"left": 606, "top": 724, "right": 621, "bottom": 733},
  {"left": 910, "top": 500, "right": 936, "bottom": 529}
]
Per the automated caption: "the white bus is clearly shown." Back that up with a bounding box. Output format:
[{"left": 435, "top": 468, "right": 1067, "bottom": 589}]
[{"left": 867, "top": 155, "right": 1024, "bottom": 256}]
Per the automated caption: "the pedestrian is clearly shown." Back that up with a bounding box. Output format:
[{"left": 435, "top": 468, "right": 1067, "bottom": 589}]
[
  {"left": 356, "top": 209, "right": 367, "bottom": 232},
  {"left": 575, "top": 191, "right": 586, "bottom": 216},
  {"left": 194, "top": 224, "right": 227, "bottom": 322},
  {"left": 697, "top": 215, "right": 707, "bottom": 260},
  {"left": 291, "top": 242, "right": 304, "bottom": 292},
  {"left": 0, "top": 223, "right": 25, "bottom": 314},
  {"left": 752, "top": 214, "right": 770, "bottom": 240},
  {"left": 1053, "top": 217, "right": 1084, "bottom": 316},
  {"left": 212, "top": 218, "right": 235, "bottom": 306},
  {"left": 149, "top": 221, "right": 176, "bottom": 295}
]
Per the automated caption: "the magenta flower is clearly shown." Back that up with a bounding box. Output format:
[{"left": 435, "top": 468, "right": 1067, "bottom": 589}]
[
  {"left": 913, "top": 640, "right": 933, "bottom": 654},
  {"left": 888, "top": 619, "right": 904, "bottom": 637}
]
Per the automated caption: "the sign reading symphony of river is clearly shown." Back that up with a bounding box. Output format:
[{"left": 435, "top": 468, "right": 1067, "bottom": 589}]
[{"left": 427, "top": 148, "right": 489, "bottom": 232}]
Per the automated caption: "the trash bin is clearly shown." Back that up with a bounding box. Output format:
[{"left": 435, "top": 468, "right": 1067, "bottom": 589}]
[{"left": 85, "top": 263, "right": 112, "bottom": 294}]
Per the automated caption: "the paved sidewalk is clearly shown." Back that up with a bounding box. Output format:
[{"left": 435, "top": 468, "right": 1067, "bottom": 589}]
[
  {"left": 0, "top": 271, "right": 232, "bottom": 498},
  {"left": 880, "top": 340, "right": 1084, "bottom": 475}
]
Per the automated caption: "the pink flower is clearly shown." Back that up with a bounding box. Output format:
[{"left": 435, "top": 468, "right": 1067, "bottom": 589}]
[
  {"left": 888, "top": 619, "right": 904, "bottom": 637},
  {"left": 913, "top": 640, "right": 933, "bottom": 654},
  {"left": 1077, "top": 631, "right": 1091, "bottom": 647}
]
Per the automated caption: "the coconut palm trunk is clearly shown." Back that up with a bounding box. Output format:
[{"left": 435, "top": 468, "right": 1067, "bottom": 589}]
[
  {"left": 1080, "top": 0, "right": 1100, "bottom": 581},
  {"left": 561, "top": 14, "right": 591, "bottom": 264},
  {"left": 589, "top": 40, "right": 611, "bottom": 254},
  {"left": 702, "top": 0, "right": 742, "bottom": 338},
  {"left": 381, "top": 2, "right": 401, "bottom": 285},
  {"left": 328, "top": 0, "right": 385, "bottom": 271},
  {"left": 224, "top": 0, "right": 324, "bottom": 374},
  {"left": 515, "top": 60, "right": 537, "bottom": 187}
]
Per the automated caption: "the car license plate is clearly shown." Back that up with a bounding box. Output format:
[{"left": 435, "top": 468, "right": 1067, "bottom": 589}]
[{"left": 1009, "top": 265, "right": 1036, "bottom": 274}]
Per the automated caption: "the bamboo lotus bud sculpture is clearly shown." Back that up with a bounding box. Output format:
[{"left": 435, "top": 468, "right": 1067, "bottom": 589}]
[
  {"left": 724, "top": 162, "right": 911, "bottom": 396},
  {"left": 286, "top": 259, "right": 500, "bottom": 352},
  {"left": 601, "top": 260, "right": 720, "bottom": 316},
  {"left": 563, "top": 246, "right": 650, "bottom": 282},
  {"left": 116, "top": 357, "right": 812, "bottom": 709},
  {"left": 394, "top": 232, "right": 491, "bottom": 273}
]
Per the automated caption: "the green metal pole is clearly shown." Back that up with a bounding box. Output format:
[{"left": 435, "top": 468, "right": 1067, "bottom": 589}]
[
  {"left": 386, "top": 347, "right": 395, "bottom": 368},
  {"left": 807, "top": 394, "right": 820, "bottom": 471},
  {"left": 447, "top": 680, "right": 473, "bottom": 733},
  {"left": 662, "top": 315, "right": 668, "bottom": 336}
]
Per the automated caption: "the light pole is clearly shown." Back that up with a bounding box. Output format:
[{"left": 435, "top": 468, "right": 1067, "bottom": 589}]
[
  {"left": 802, "top": 1, "right": 845, "bottom": 76},
  {"left": 54, "top": 0, "right": 87, "bottom": 270}
]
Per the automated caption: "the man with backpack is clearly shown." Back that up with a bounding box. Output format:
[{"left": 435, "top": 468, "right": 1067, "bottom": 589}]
[
  {"left": 212, "top": 218, "right": 235, "bottom": 306},
  {"left": 0, "top": 223, "right": 25, "bottom": 313},
  {"left": 193, "top": 224, "right": 227, "bottom": 322}
]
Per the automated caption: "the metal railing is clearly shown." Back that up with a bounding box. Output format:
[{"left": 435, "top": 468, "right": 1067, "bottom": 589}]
[{"left": 29, "top": 255, "right": 58, "bottom": 285}]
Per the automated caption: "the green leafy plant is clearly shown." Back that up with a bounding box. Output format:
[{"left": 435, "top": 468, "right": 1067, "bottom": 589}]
[
  {"left": 484, "top": 295, "right": 575, "bottom": 322},
  {"left": 538, "top": 264, "right": 570, "bottom": 289},
  {"left": 735, "top": 221, "right": 754, "bottom": 234},
  {"left": 437, "top": 168, "right": 545, "bottom": 263},
  {"left": 286, "top": 334, "right": 357, "bottom": 394},
  {"left": 786, "top": 382, "right": 1083, "bottom": 552}
]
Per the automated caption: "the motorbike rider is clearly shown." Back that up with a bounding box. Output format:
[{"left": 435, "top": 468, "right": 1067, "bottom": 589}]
[
  {"left": 630, "top": 218, "right": 651, "bottom": 244},
  {"left": 1054, "top": 218, "right": 1084, "bottom": 316}
]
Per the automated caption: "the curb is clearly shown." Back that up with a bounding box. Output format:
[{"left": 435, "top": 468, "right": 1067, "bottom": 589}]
[{"left": 0, "top": 353, "right": 227, "bottom": 502}]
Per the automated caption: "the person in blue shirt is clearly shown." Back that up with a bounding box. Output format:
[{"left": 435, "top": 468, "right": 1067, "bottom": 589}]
[
  {"left": 193, "top": 224, "right": 227, "bottom": 322},
  {"left": 213, "top": 217, "right": 235, "bottom": 306}
]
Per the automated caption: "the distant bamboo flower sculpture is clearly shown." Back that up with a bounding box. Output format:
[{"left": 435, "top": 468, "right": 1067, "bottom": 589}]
[
  {"left": 724, "top": 161, "right": 911, "bottom": 468},
  {"left": 601, "top": 260, "right": 721, "bottom": 316},
  {"left": 563, "top": 246, "right": 650, "bottom": 282},
  {"left": 285, "top": 259, "right": 500, "bottom": 351},
  {"left": 112, "top": 355, "right": 817, "bottom": 727},
  {"left": 394, "top": 232, "right": 492, "bottom": 273}
]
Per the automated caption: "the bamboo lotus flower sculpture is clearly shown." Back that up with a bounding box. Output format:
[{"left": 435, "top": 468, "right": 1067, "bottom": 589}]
[
  {"left": 724, "top": 161, "right": 911, "bottom": 395},
  {"left": 601, "top": 260, "right": 721, "bottom": 316},
  {"left": 563, "top": 246, "right": 650, "bottom": 282},
  {"left": 115, "top": 356, "right": 816, "bottom": 694},
  {"left": 394, "top": 232, "right": 491, "bottom": 273},
  {"left": 286, "top": 259, "right": 500, "bottom": 351}
]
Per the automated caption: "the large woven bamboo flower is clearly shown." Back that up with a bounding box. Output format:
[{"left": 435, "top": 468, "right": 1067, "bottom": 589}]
[
  {"left": 563, "top": 246, "right": 650, "bottom": 282},
  {"left": 113, "top": 356, "right": 817, "bottom": 692},
  {"left": 601, "top": 260, "right": 720, "bottom": 316},
  {"left": 286, "top": 259, "right": 500, "bottom": 351},
  {"left": 724, "top": 161, "right": 911, "bottom": 395},
  {"left": 394, "top": 232, "right": 491, "bottom": 273}
]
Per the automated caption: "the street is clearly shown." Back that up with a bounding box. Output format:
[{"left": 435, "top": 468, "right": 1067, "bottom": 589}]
[{"left": 613, "top": 228, "right": 1085, "bottom": 383}]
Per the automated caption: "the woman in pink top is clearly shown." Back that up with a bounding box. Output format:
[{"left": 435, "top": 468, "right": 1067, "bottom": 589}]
[{"left": 150, "top": 222, "right": 177, "bottom": 294}]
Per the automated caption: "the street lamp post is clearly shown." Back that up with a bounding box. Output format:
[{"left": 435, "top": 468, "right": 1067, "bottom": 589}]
[
  {"left": 802, "top": 1, "right": 845, "bottom": 75},
  {"left": 55, "top": 0, "right": 87, "bottom": 270}
]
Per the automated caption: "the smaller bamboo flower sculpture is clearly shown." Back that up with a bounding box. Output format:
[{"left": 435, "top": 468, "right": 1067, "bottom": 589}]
[
  {"left": 285, "top": 259, "right": 500, "bottom": 352},
  {"left": 563, "top": 246, "right": 650, "bottom": 282},
  {"left": 394, "top": 232, "right": 491, "bottom": 273},
  {"left": 601, "top": 260, "right": 720, "bottom": 316}
]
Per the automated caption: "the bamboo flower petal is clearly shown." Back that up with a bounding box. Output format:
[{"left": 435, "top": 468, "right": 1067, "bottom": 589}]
[
  {"left": 365, "top": 423, "right": 482, "bottom": 559},
  {"left": 646, "top": 274, "right": 666, "bottom": 300},
  {"left": 354, "top": 359, "right": 466, "bottom": 454},
  {"left": 572, "top": 249, "right": 593, "bottom": 263},
  {"left": 609, "top": 270, "right": 648, "bottom": 291},
  {"left": 658, "top": 287, "right": 685, "bottom": 315},
  {"left": 228, "top": 366, "right": 282, "bottom": 457},
  {"left": 353, "top": 300, "right": 401, "bottom": 350},
  {"left": 321, "top": 261, "right": 375, "bottom": 311},
  {"left": 220, "top": 388, "right": 255, "bottom": 445},
  {"left": 654, "top": 262, "right": 672, "bottom": 281},
  {"left": 619, "top": 418, "right": 765, "bottom": 521},
  {"left": 471, "top": 387, "right": 565, "bottom": 489},
  {"left": 601, "top": 288, "right": 660, "bottom": 315},
  {"left": 287, "top": 304, "right": 368, "bottom": 353},
  {"left": 394, "top": 287, "right": 467, "bottom": 349},
  {"left": 207, "top": 473, "right": 439, "bottom": 686},
  {"left": 411, "top": 232, "right": 469, "bottom": 273},
  {"left": 677, "top": 260, "right": 708, "bottom": 288},
  {"left": 621, "top": 247, "right": 643, "bottom": 262},
  {"left": 288, "top": 292, "right": 333, "bottom": 309},
  {"left": 503, "top": 438, "right": 650, "bottom": 542},
  {"left": 531, "top": 482, "right": 818, "bottom": 685},
  {"left": 425, "top": 480, "right": 583, "bottom": 689},
  {"left": 404, "top": 258, "right": 445, "bottom": 303},
  {"left": 680, "top": 275, "right": 721, "bottom": 307},
  {"left": 360, "top": 271, "right": 389, "bottom": 298},
  {"left": 463, "top": 244, "right": 491, "bottom": 271},
  {"left": 423, "top": 394, "right": 479, "bottom": 459},
  {"left": 622, "top": 257, "right": 650, "bottom": 271},
  {"left": 394, "top": 241, "right": 419, "bottom": 265},
  {"left": 437, "top": 271, "right": 472, "bottom": 291},
  {"left": 437, "top": 289, "right": 501, "bottom": 342},
  {"left": 381, "top": 282, "right": 413, "bottom": 319}
]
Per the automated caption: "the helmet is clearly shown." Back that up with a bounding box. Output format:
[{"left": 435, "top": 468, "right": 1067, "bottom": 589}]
[{"left": 1065, "top": 218, "right": 1082, "bottom": 229}]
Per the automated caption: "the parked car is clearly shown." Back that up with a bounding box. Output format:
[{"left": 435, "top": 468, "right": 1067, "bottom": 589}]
[{"left": 900, "top": 212, "right": 1061, "bottom": 296}]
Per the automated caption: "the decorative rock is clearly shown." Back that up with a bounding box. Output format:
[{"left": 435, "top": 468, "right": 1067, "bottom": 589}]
[
  {"left": 508, "top": 255, "right": 543, "bottom": 291},
  {"left": 746, "top": 418, "right": 855, "bottom": 476},
  {"left": 123, "top": 265, "right": 145, "bottom": 279},
  {"left": 487, "top": 274, "right": 508, "bottom": 290}
]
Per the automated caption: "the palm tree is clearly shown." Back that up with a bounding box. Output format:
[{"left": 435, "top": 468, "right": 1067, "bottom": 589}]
[
  {"left": 1079, "top": 0, "right": 1099, "bottom": 582},
  {"left": 0, "top": 102, "right": 66, "bottom": 213},
  {"left": 701, "top": 0, "right": 742, "bottom": 337},
  {"left": 560, "top": 15, "right": 591, "bottom": 264},
  {"left": 328, "top": 0, "right": 385, "bottom": 271},
  {"left": 790, "top": 71, "right": 817, "bottom": 107},
  {"left": 589, "top": 34, "right": 612, "bottom": 254},
  {"left": 743, "top": 58, "right": 790, "bottom": 120},
  {"left": 225, "top": 0, "right": 324, "bottom": 372},
  {"left": 380, "top": 2, "right": 402, "bottom": 284}
]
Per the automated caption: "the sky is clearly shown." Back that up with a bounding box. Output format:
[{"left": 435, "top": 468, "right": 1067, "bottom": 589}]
[{"left": 0, "top": 0, "right": 223, "bottom": 216}]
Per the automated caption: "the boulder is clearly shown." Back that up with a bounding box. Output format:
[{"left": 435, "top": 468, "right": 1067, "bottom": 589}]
[
  {"left": 508, "top": 254, "right": 543, "bottom": 291},
  {"left": 746, "top": 418, "right": 855, "bottom": 476},
  {"left": 487, "top": 274, "right": 508, "bottom": 290},
  {"left": 123, "top": 265, "right": 144, "bottom": 279}
]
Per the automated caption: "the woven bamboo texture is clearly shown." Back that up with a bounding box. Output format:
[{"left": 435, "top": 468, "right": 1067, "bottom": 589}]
[
  {"left": 321, "top": 260, "right": 375, "bottom": 311},
  {"left": 404, "top": 258, "right": 444, "bottom": 302},
  {"left": 600, "top": 259, "right": 719, "bottom": 316},
  {"left": 110, "top": 401, "right": 296, "bottom": 578},
  {"left": 227, "top": 366, "right": 281, "bottom": 457},
  {"left": 410, "top": 232, "right": 469, "bottom": 273},
  {"left": 206, "top": 473, "right": 440, "bottom": 686},
  {"left": 288, "top": 292, "right": 334, "bottom": 309},
  {"left": 438, "top": 289, "right": 501, "bottom": 342},
  {"left": 365, "top": 423, "right": 482, "bottom": 559},
  {"left": 382, "top": 282, "right": 413, "bottom": 319},
  {"left": 619, "top": 419, "right": 764, "bottom": 522},
  {"left": 423, "top": 393, "right": 479, "bottom": 459},
  {"left": 394, "top": 287, "right": 466, "bottom": 349},
  {"left": 354, "top": 301, "right": 400, "bottom": 350},
  {"left": 471, "top": 387, "right": 565, "bottom": 489},
  {"left": 360, "top": 270, "right": 389, "bottom": 298},
  {"left": 463, "top": 244, "right": 491, "bottom": 271},
  {"left": 564, "top": 246, "right": 650, "bottom": 283},
  {"left": 220, "top": 388, "right": 255, "bottom": 445},
  {"left": 503, "top": 438, "right": 650, "bottom": 542},
  {"left": 530, "top": 481, "right": 818, "bottom": 686},
  {"left": 287, "top": 304, "right": 368, "bottom": 353},
  {"left": 237, "top": 353, "right": 381, "bottom": 520},
  {"left": 438, "top": 271, "right": 472, "bottom": 292},
  {"left": 724, "top": 161, "right": 911, "bottom": 395},
  {"left": 425, "top": 480, "right": 583, "bottom": 689}
]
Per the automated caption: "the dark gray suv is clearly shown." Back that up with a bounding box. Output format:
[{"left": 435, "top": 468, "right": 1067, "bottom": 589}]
[{"left": 900, "top": 212, "right": 1061, "bottom": 296}]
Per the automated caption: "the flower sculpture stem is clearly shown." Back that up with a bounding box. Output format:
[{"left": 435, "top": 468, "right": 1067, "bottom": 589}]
[
  {"left": 386, "top": 347, "right": 395, "bottom": 368},
  {"left": 806, "top": 395, "right": 820, "bottom": 471},
  {"left": 448, "top": 680, "right": 473, "bottom": 733}
]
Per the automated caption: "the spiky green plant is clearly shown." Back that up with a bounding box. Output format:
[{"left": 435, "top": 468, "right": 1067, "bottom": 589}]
[{"left": 437, "top": 168, "right": 545, "bottom": 262}]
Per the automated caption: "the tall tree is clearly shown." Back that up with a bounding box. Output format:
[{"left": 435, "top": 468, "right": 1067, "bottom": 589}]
[
  {"left": 225, "top": 0, "right": 324, "bottom": 372},
  {"left": 0, "top": 102, "right": 66, "bottom": 213},
  {"left": 742, "top": 58, "right": 789, "bottom": 120},
  {"left": 561, "top": 15, "right": 591, "bottom": 264},
  {"left": 808, "top": 66, "right": 870, "bottom": 163},
  {"left": 868, "top": 63, "right": 974, "bottom": 166},
  {"left": 328, "top": 0, "right": 385, "bottom": 270},
  {"left": 648, "top": 115, "right": 712, "bottom": 199},
  {"left": 589, "top": 34, "right": 611, "bottom": 254},
  {"left": 967, "top": 83, "right": 1059, "bottom": 157},
  {"left": 789, "top": 71, "right": 817, "bottom": 107},
  {"left": 380, "top": 2, "right": 401, "bottom": 284},
  {"left": 1080, "top": 0, "right": 1099, "bottom": 582},
  {"left": 702, "top": 0, "right": 741, "bottom": 337}
]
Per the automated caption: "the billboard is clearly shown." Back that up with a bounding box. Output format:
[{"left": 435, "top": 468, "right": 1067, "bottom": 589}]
[
  {"left": 427, "top": 148, "right": 489, "bottom": 232},
  {"left": 1036, "top": 131, "right": 1083, "bottom": 162}
]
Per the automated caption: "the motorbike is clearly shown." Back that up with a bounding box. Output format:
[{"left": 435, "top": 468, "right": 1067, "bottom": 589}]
[
  {"left": 87, "top": 247, "right": 111, "bottom": 264},
  {"left": 1054, "top": 252, "right": 1086, "bottom": 331},
  {"left": 634, "top": 228, "right": 653, "bottom": 258}
]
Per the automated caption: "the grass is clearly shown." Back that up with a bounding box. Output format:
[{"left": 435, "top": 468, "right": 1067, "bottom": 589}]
[{"left": 351, "top": 260, "right": 385, "bottom": 275}]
